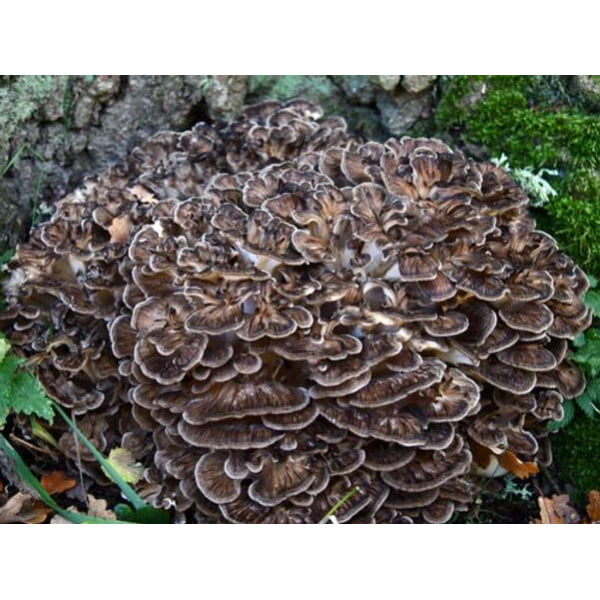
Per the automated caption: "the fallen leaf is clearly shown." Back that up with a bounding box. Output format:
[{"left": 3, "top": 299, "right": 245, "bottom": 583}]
[
  {"left": 129, "top": 184, "right": 158, "bottom": 205},
  {"left": 103, "top": 447, "right": 144, "bottom": 484},
  {"left": 108, "top": 215, "right": 131, "bottom": 244},
  {"left": 551, "top": 494, "right": 580, "bottom": 523},
  {"left": 586, "top": 490, "right": 600, "bottom": 522},
  {"left": 50, "top": 494, "right": 116, "bottom": 524},
  {"left": 84, "top": 494, "right": 117, "bottom": 520},
  {"left": 533, "top": 494, "right": 580, "bottom": 524},
  {"left": 533, "top": 496, "right": 562, "bottom": 524},
  {"left": 25, "top": 502, "right": 54, "bottom": 524},
  {"left": 498, "top": 450, "right": 539, "bottom": 479},
  {"left": 0, "top": 492, "right": 51, "bottom": 524},
  {"left": 41, "top": 470, "right": 77, "bottom": 495},
  {"left": 0, "top": 492, "right": 29, "bottom": 523}
]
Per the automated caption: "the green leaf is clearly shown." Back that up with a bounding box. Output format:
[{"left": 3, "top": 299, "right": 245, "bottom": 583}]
[
  {"left": 0, "top": 337, "right": 11, "bottom": 363},
  {"left": 548, "top": 399, "right": 575, "bottom": 431},
  {"left": 574, "top": 379, "right": 600, "bottom": 419},
  {"left": 587, "top": 273, "right": 598, "bottom": 288},
  {"left": 576, "top": 395, "right": 599, "bottom": 419},
  {"left": 572, "top": 333, "right": 600, "bottom": 378},
  {"left": 585, "top": 290, "right": 600, "bottom": 318},
  {"left": 10, "top": 370, "right": 54, "bottom": 422},
  {"left": 102, "top": 447, "right": 144, "bottom": 484},
  {"left": 52, "top": 402, "right": 163, "bottom": 514},
  {"left": 0, "top": 350, "right": 53, "bottom": 428},
  {"left": 0, "top": 354, "right": 25, "bottom": 427},
  {"left": 114, "top": 503, "right": 171, "bottom": 524},
  {"left": 0, "top": 248, "right": 14, "bottom": 266},
  {"left": 0, "top": 433, "right": 128, "bottom": 524}
]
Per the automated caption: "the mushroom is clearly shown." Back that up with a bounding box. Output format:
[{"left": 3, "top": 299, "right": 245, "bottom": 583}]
[{"left": 1, "top": 100, "right": 591, "bottom": 523}]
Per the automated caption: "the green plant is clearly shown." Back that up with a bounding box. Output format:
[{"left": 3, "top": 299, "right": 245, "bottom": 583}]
[
  {"left": 492, "top": 153, "right": 559, "bottom": 207},
  {"left": 0, "top": 335, "right": 54, "bottom": 428},
  {"left": 0, "top": 403, "right": 170, "bottom": 524},
  {"left": 498, "top": 475, "right": 534, "bottom": 502},
  {"left": 436, "top": 76, "right": 600, "bottom": 274},
  {"left": 0, "top": 334, "right": 170, "bottom": 523},
  {"left": 51, "top": 402, "right": 169, "bottom": 523},
  {"left": 0, "top": 433, "right": 130, "bottom": 524},
  {"left": 318, "top": 485, "right": 362, "bottom": 524},
  {"left": 549, "top": 278, "right": 600, "bottom": 431},
  {"left": 1, "top": 143, "right": 48, "bottom": 229}
]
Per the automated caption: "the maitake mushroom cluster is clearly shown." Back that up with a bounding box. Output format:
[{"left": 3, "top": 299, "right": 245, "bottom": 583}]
[{"left": 1, "top": 100, "right": 592, "bottom": 523}]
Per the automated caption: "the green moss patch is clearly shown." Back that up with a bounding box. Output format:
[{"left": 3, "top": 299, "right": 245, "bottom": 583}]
[
  {"left": 436, "top": 75, "right": 600, "bottom": 275},
  {"left": 551, "top": 417, "right": 600, "bottom": 505}
]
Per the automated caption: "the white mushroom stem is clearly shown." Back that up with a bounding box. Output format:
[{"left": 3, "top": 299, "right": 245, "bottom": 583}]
[{"left": 235, "top": 243, "right": 281, "bottom": 274}]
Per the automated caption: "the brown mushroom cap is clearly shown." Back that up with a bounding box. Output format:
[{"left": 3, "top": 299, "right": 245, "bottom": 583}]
[
  {"left": 195, "top": 451, "right": 242, "bottom": 504},
  {"left": 381, "top": 444, "right": 472, "bottom": 493},
  {"left": 496, "top": 343, "right": 558, "bottom": 372}
]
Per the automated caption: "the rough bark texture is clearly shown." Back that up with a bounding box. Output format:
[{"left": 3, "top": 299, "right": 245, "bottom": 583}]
[
  {"left": 0, "top": 75, "right": 440, "bottom": 251},
  {"left": 0, "top": 75, "right": 249, "bottom": 250}
]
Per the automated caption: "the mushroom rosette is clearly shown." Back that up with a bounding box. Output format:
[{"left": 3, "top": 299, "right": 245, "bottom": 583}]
[{"left": 1, "top": 100, "right": 591, "bottom": 523}]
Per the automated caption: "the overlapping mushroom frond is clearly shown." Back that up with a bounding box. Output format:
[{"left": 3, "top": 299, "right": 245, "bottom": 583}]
[{"left": 1, "top": 100, "right": 591, "bottom": 523}]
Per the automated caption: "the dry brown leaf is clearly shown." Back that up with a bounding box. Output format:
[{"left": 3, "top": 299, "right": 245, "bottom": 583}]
[
  {"left": 25, "top": 502, "right": 54, "bottom": 524},
  {"left": 50, "top": 494, "right": 117, "bottom": 524},
  {"left": 0, "top": 492, "right": 29, "bottom": 523},
  {"left": 498, "top": 450, "right": 539, "bottom": 479},
  {"left": 85, "top": 494, "right": 117, "bottom": 520},
  {"left": 533, "top": 496, "right": 562, "bottom": 524},
  {"left": 533, "top": 494, "right": 580, "bottom": 524},
  {"left": 0, "top": 492, "right": 52, "bottom": 524},
  {"left": 40, "top": 470, "right": 77, "bottom": 495},
  {"left": 108, "top": 215, "right": 131, "bottom": 244},
  {"left": 586, "top": 490, "right": 600, "bottom": 522},
  {"left": 129, "top": 184, "right": 158, "bottom": 204},
  {"left": 551, "top": 494, "right": 580, "bottom": 523}
]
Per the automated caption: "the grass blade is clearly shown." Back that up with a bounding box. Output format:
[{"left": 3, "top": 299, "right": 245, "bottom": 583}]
[
  {"left": 52, "top": 402, "right": 147, "bottom": 510},
  {"left": 0, "top": 433, "right": 127, "bottom": 524},
  {"left": 319, "top": 485, "right": 362, "bottom": 524}
]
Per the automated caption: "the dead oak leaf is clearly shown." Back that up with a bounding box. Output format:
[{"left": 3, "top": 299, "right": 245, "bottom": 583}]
[
  {"left": 0, "top": 492, "right": 51, "bottom": 524},
  {"left": 498, "top": 450, "right": 539, "bottom": 479},
  {"left": 40, "top": 470, "right": 77, "bottom": 496},
  {"left": 533, "top": 494, "right": 580, "bottom": 524},
  {"left": 586, "top": 490, "right": 600, "bottom": 523},
  {"left": 0, "top": 492, "right": 29, "bottom": 523},
  {"left": 50, "top": 494, "right": 117, "bottom": 524}
]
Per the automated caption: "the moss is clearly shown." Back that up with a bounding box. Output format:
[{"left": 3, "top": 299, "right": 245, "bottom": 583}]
[
  {"left": 546, "top": 189, "right": 600, "bottom": 274},
  {"left": 248, "top": 75, "right": 338, "bottom": 109},
  {"left": 0, "top": 75, "right": 58, "bottom": 125},
  {"left": 437, "top": 76, "right": 600, "bottom": 168},
  {"left": 436, "top": 75, "right": 600, "bottom": 277},
  {"left": 551, "top": 417, "right": 600, "bottom": 505},
  {"left": 0, "top": 76, "right": 67, "bottom": 167}
]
